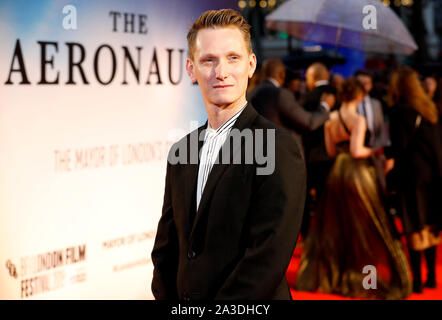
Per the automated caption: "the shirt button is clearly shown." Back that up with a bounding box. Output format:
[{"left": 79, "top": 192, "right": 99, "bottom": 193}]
[{"left": 187, "top": 250, "right": 197, "bottom": 259}]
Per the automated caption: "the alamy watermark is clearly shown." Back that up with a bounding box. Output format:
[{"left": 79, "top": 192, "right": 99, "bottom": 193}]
[
  {"left": 63, "top": 5, "right": 77, "bottom": 30},
  {"left": 362, "top": 5, "right": 377, "bottom": 30},
  {"left": 167, "top": 122, "right": 276, "bottom": 176},
  {"left": 362, "top": 265, "right": 377, "bottom": 290}
]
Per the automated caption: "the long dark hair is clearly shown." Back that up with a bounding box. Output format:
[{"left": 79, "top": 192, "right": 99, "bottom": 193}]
[
  {"left": 389, "top": 67, "right": 438, "bottom": 124},
  {"left": 338, "top": 77, "right": 365, "bottom": 103}
]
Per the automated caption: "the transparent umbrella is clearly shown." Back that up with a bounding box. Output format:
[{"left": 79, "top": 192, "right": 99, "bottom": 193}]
[{"left": 265, "top": 0, "right": 418, "bottom": 55}]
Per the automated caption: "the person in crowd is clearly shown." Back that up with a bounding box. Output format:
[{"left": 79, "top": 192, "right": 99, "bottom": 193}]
[
  {"left": 422, "top": 75, "right": 438, "bottom": 102},
  {"left": 355, "top": 70, "right": 389, "bottom": 150},
  {"left": 247, "top": 58, "right": 335, "bottom": 154},
  {"left": 285, "top": 68, "right": 303, "bottom": 101},
  {"left": 300, "top": 62, "right": 337, "bottom": 238},
  {"left": 355, "top": 69, "right": 392, "bottom": 194},
  {"left": 246, "top": 64, "right": 262, "bottom": 94},
  {"left": 388, "top": 67, "right": 442, "bottom": 293},
  {"left": 330, "top": 72, "right": 345, "bottom": 96},
  {"left": 437, "top": 76, "right": 442, "bottom": 114},
  {"left": 295, "top": 78, "right": 412, "bottom": 299},
  {"left": 151, "top": 9, "right": 307, "bottom": 300}
]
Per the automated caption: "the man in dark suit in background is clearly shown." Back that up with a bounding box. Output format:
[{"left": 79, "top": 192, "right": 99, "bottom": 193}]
[
  {"left": 247, "top": 58, "right": 334, "bottom": 156},
  {"left": 151, "top": 9, "right": 306, "bottom": 300},
  {"left": 355, "top": 70, "right": 389, "bottom": 149},
  {"left": 355, "top": 70, "right": 391, "bottom": 194},
  {"left": 285, "top": 68, "right": 304, "bottom": 102},
  {"left": 300, "top": 62, "right": 337, "bottom": 238}
]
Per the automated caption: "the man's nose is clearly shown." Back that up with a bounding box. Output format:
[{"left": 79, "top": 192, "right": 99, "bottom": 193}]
[{"left": 215, "top": 61, "right": 228, "bottom": 80}]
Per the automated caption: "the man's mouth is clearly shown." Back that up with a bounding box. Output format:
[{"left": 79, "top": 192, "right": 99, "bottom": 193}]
[{"left": 213, "top": 84, "right": 234, "bottom": 89}]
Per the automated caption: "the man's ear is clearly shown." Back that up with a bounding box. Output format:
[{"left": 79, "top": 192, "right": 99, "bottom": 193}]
[
  {"left": 248, "top": 53, "right": 257, "bottom": 79},
  {"left": 186, "top": 58, "right": 197, "bottom": 83}
]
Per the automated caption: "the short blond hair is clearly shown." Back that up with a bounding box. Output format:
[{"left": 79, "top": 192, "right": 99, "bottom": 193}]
[{"left": 187, "top": 9, "right": 252, "bottom": 61}]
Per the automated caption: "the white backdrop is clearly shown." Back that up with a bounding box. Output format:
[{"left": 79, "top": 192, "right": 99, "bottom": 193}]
[{"left": 0, "top": 0, "right": 234, "bottom": 299}]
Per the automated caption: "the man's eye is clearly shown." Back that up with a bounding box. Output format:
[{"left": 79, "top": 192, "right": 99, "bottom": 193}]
[{"left": 230, "top": 56, "right": 239, "bottom": 60}]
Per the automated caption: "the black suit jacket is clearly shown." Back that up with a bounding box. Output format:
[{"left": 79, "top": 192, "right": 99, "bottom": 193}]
[
  {"left": 358, "top": 97, "right": 390, "bottom": 149},
  {"left": 301, "top": 84, "right": 337, "bottom": 164},
  {"left": 247, "top": 79, "right": 329, "bottom": 149},
  {"left": 151, "top": 103, "right": 306, "bottom": 300}
]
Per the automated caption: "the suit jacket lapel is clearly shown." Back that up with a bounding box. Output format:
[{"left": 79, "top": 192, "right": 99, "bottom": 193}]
[
  {"left": 189, "top": 103, "right": 259, "bottom": 240},
  {"left": 182, "top": 123, "right": 206, "bottom": 228}
]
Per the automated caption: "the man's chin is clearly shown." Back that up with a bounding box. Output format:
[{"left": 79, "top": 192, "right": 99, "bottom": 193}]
[
  {"left": 209, "top": 96, "right": 243, "bottom": 108},
  {"left": 213, "top": 102, "right": 243, "bottom": 109}
]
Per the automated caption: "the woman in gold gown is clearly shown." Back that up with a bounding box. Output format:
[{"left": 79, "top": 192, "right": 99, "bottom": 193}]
[{"left": 295, "top": 78, "right": 412, "bottom": 299}]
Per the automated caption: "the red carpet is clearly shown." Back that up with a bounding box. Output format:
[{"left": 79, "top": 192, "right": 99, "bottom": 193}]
[{"left": 286, "top": 235, "right": 442, "bottom": 300}]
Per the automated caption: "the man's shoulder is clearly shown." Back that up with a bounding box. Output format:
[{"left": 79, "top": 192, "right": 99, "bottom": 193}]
[
  {"left": 370, "top": 97, "right": 382, "bottom": 109},
  {"left": 318, "top": 84, "right": 336, "bottom": 94},
  {"left": 302, "top": 87, "right": 323, "bottom": 108},
  {"left": 250, "top": 109, "right": 281, "bottom": 131},
  {"left": 248, "top": 81, "right": 280, "bottom": 97},
  {"left": 278, "top": 86, "right": 295, "bottom": 98},
  {"left": 250, "top": 111, "right": 302, "bottom": 153},
  {"left": 310, "top": 84, "right": 335, "bottom": 99}
]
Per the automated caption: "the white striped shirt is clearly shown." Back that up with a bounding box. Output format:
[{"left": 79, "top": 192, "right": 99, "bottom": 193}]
[{"left": 196, "top": 103, "right": 247, "bottom": 210}]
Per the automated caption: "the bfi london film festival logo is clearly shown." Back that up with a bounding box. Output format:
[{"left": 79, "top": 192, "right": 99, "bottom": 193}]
[{"left": 5, "top": 245, "right": 87, "bottom": 299}]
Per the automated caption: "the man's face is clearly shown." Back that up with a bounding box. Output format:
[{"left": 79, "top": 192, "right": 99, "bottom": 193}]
[
  {"left": 186, "top": 27, "right": 256, "bottom": 109},
  {"left": 287, "top": 79, "right": 300, "bottom": 93},
  {"left": 423, "top": 77, "right": 437, "bottom": 98},
  {"left": 356, "top": 75, "right": 372, "bottom": 95}
]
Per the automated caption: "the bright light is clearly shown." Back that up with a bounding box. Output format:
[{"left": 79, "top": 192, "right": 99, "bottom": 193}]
[
  {"left": 249, "top": 0, "right": 256, "bottom": 8},
  {"left": 383, "top": 0, "right": 390, "bottom": 6},
  {"left": 303, "top": 45, "right": 322, "bottom": 52},
  {"left": 259, "top": 0, "right": 267, "bottom": 8},
  {"left": 269, "top": 0, "right": 276, "bottom": 7},
  {"left": 238, "top": 0, "right": 247, "bottom": 9}
]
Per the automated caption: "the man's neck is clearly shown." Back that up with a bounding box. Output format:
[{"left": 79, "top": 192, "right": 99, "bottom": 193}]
[{"left": 205, "top": 98, "right": 247, "bottom": 130}]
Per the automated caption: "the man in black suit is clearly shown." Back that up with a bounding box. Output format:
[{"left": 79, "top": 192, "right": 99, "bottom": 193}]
[
  {"left": 355, "top": 70, "right": 389, "bottom": 149},
  {"left": 302, "top": 63, "right": 337, "bottom": 164},
  {"left": 355, "top": 70, "right": 391, "bottom": 194},
  {"left": 248, "top": 58, "right": 334, "bottom": 156},
  {"left": 300, "top": 62, "right": 337, "bottom": 237},
  {"left": 151, "top": 9, "right": 306, "bottom": 300}
]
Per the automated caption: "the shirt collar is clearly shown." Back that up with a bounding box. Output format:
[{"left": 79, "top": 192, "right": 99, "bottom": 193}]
[
  {"left": 206, "top": 102, "right": 248, "bottom": 136},
  {"left": 267, "top": 77, "right": 281, "bottom": 88},
  {"left": 315, "top": 80, "right": 329, "bottom": 87}
]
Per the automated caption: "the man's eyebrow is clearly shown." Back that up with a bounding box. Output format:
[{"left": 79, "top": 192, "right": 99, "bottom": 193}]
[
  {"left": 226, "top": 51, "right": 242, "bottom": 56},
  {"left": 199, "top": 54, "right": 216, "bottom": 60}
]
